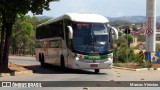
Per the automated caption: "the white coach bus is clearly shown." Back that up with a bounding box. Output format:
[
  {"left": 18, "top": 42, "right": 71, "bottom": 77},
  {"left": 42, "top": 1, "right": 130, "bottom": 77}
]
[{"left": 35, "top": 13, "right": 118, "bottom": 73}]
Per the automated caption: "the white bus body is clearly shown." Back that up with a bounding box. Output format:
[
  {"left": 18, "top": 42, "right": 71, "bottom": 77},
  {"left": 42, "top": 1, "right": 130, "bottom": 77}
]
[{"left": 35, "top": 13, "right": 118, "bottom": 73}]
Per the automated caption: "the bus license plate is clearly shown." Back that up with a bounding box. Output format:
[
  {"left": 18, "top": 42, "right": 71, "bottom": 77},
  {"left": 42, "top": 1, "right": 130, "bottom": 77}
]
[{"left": 90, "top": 64, "right": 98, "bottom": 67}]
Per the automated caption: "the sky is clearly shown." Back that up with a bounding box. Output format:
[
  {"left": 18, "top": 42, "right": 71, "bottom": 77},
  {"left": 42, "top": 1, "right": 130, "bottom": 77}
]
[{"left": 33, "top": 0, "right": 160, "bottom": 17}]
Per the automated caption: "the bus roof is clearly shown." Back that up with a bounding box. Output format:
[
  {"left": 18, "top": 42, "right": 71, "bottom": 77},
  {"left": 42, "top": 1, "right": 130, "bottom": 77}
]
[{"left": 37, "top": 13, "right": 109, "bottom": 27}]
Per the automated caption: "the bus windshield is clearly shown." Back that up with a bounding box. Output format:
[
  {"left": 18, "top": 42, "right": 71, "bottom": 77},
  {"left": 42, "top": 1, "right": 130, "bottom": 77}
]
[{"left": 72, "top": 23, "right": 111, "bottom": 54}]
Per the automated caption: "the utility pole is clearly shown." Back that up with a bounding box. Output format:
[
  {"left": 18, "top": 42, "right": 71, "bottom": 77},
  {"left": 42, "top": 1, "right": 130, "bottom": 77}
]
[{"left": 146, "top": 0, "right": 156, "bottom": 62}]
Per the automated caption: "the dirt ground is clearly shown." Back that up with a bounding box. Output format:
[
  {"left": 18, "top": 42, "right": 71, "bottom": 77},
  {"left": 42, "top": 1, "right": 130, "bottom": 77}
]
[
  {"left": 0, "top": 62, "right": 26, "bottom": 73},
  {"left": 8, "top": 62, "right": 27, "bottom": 71}
]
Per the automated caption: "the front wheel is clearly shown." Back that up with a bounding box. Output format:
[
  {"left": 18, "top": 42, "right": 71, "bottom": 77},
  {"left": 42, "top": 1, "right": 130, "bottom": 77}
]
[{"left": 95, "top": 69, "right": 100, "bottom": 73}]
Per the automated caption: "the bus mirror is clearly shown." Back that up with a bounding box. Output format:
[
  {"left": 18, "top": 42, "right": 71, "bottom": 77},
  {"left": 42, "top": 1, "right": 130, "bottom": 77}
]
[
  {"left": 67, "top": 26, "right": 73, "bottom": 39},
  {"left": 111, "top": 27, "right": 118, "bottom": 40}
]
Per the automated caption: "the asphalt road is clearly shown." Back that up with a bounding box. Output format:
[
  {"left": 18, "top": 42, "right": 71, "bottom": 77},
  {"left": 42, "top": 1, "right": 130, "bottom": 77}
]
[{"left": 0, "top": 56, "right": 160, "bottom": 90}]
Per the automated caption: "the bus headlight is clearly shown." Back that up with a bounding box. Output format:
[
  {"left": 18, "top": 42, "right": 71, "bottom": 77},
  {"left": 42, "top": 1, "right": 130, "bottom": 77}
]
[
  {"left": 75, "top": 54, "right": 84, "bottom": 61},
  {"left": 75, "top": 57, "right": 80, "bottom": 60}
]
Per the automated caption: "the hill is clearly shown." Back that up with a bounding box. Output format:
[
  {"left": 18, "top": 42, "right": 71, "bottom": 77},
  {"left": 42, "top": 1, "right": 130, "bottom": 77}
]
[
  {"left": 36, "top": 16, "right": 52, "bottom": 20},
  {"left": 35, "top": 15, "right": 160, "bottom": 23},
  {"left": 108, "top": 16, "right": 160, "bottom": 23}
]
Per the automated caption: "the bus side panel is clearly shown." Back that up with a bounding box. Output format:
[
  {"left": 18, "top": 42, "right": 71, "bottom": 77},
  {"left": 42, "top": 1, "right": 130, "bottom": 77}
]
[
  {"left": 45, "top": 48, "right": 60, "bottom": 66},
  {"left": 45, "top": 39, "right": 62, "bottom": 66}
]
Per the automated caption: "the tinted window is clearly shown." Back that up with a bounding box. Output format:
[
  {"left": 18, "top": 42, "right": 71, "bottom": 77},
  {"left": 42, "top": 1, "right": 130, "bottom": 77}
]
[{"left": 36, "top": 21, "right": 64, "bottom": 39}]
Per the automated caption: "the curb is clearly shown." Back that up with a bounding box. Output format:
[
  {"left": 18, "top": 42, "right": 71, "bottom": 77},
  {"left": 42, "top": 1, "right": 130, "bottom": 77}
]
[
  {"left": 13, "top": 70, "right": 33, "bottom": 76},
  {"left": 112, "top": 66, "right": 160, "bottom": 71},
  {"left": 0, "top": 70, "right": 33, "bottom": 77},
  {"left": 0, "top": 73, "right": 11, "bottom": 77},
  {"left": 112, "top": 66, "right": 136, "bottom": 71},
  {"left": 157, "top": 68, "right": 160, "bottom": 71}
]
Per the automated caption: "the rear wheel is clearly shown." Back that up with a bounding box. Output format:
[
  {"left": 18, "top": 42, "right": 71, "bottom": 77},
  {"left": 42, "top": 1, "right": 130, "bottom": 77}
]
[
  {"left": 95, "top": 69, "right": 99, "bottom": 73},
  {"left": 40, "top": 53, "right": 46, "bottom": 67},
  {"left": 39, "top": 53, "right": 41, "bottom": 62},
  {"left": 60, "top": 55, "right": 65, "bottom": 68}
]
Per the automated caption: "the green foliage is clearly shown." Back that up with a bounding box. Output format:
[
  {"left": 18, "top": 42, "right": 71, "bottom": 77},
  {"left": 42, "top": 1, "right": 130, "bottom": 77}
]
[
  {"left": 40, "top": 18, "right": 51, "bottom": 23},
  {"left": 128, "top": 48, "right": 139, "bottom": 62},
  {"left": 114, "top": 46, "right": 139, "bottom": 63},
  {"left": 25, "top": 16, "right": 40, "bottom": 27},
  {"left": 0, "top": 0, "right": 59, "bottom": 71},
  {"left": 124, "top": 34, "right": 133, "bottom": 47},
  {"left": 114, "top": 34, "right": 138, "bottom": 63},
  {"left": 156, "top": 44, "right": 160, "bottom": 52},
  {"left": 137, "top": 35, "right": 145, "bottom": 42},
  {"left": 117, "top": 34, "right": 133, "bottom": 47},
  {"left": 125, "top": 35, "right": 133, "bottom": 43},
  {"left": 116, "top": 46, "right": 126, "bottom": 63},
  {"left": 0, "top": 0, "right": 59, "bottom": 16},
  {"left": 118, "top": 32, "right": 122, "bottom": 37},
  {"left": 118, "top": 36, "right": 126, "bottom": 47},
  {"left": 11, "top": 15, "right": 49, "bottom": 55}
]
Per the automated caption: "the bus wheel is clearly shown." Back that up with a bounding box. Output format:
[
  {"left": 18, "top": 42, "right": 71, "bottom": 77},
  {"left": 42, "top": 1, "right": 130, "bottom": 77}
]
[
  {"left": 39, "top": 53, "right": 42, "bottom": 62},
  {"left": 95, "top": 69, "right": 99, "bottom": 73},
  {"left": 60, "top": 55, "right": 65, "bottom": 68},
  {"left": 40, "top": 53, "right": 46, "bottom": 67}
]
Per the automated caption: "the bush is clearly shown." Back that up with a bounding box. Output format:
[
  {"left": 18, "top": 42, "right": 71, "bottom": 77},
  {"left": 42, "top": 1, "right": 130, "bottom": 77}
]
[
  {"left": 156, "top": 44, "right": 160, "bottom": 52},
  {"left": 114, "top": 46, "right": 139, "bottom": 63},
  {"left": 129, "top": 53, "right": 139, "bottom": 62}
]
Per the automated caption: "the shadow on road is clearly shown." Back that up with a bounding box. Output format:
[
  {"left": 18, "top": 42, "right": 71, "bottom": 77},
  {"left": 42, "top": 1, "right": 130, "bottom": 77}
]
[{"left": 24, "top": 64, "right": 107, "bottom": 75}]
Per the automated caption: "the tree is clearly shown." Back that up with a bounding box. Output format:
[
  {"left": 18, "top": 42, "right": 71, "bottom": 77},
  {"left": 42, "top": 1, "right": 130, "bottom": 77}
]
[
  {"left": 25, "top": 16, "right": 41, "bottom": 27},
  {"left": 118, "top": 32, "right": 122, "bottom": 37},
  {"left": 113, "top": 33, "right": 134, "bottom": 63},
  {"left": 0, "top": 0, "right": 59, "bottom": 72},
  {"left": 11, "top": 15, "right": 50, "bottom": 56},
  {"left": 126, "top": 35, "right": 133, "bottom": 48},
  {"left": 11, "top": 16, "right": 34, "bottom": 55}
]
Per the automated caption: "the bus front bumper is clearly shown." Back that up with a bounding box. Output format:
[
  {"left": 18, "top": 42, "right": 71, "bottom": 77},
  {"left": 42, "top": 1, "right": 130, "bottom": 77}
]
[{"left": 72, "top": 60, "right": 112, "bottom": 69}]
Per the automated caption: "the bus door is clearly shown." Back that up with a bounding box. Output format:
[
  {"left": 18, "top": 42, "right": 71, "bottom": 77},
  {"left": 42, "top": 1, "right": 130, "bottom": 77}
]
[{"left": 64, "top": 26, "right": 72, "bottom": 67}]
